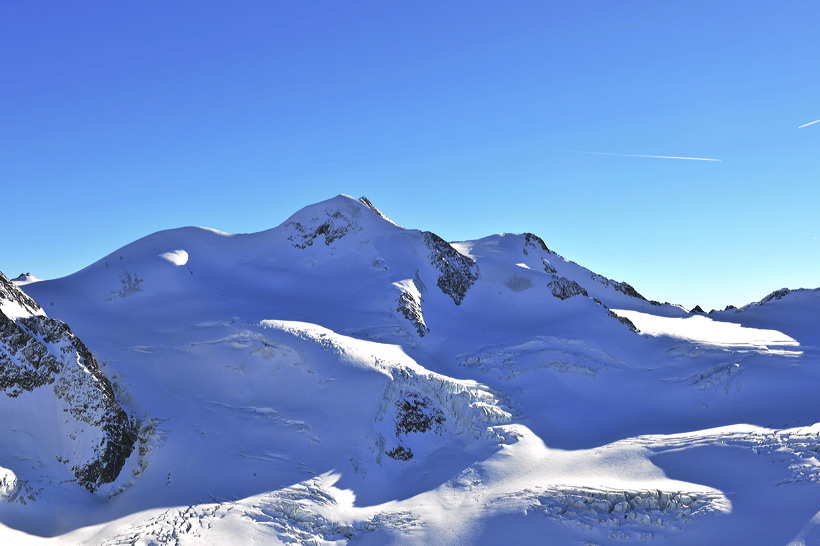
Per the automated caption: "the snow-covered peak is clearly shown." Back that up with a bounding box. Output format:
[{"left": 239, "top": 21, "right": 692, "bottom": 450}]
[
  {"left": 278, "top": 194, "right": 403, "bottom": 249},
  {"left": 0, "top": 271, "right": 44, "bottom": 320},
  {"left": 742, "top": 287, "right": 820, "bottom": 309},
  {"left": 456, "top": 232, "right": 664, "bottom": 314},
  {"left": 11, "top": 273, "right": 41, "bottom": 286}
]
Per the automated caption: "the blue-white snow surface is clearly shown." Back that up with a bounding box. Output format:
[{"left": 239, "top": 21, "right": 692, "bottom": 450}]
[{"left": 3, "top": 195, "right": 819, "bottom": 545}]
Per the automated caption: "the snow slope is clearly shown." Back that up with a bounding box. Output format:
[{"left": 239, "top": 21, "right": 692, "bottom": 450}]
[{"left": 2, "top": 195, "right": 818, "bottom": 544}]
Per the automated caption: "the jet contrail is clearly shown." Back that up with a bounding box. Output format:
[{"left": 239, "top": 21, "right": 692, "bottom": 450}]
[
  {"left": 798, "top": 119, "right": 820, "bottom": 129},
  {"left": 566, "top": 150, "right": 721, "bottom": 162}
]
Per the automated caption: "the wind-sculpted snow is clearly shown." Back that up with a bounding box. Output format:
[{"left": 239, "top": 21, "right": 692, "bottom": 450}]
[
  {"left": 460, "top": 336, "right": 628, "bottom": 380},
  {"left": 630, "top": 424, "right": 820, "bottom": 485}
]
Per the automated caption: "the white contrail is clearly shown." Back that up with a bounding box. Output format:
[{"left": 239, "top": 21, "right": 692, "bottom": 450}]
[
  {"left": 566, "top": 150, "right": 721, "bottom": 162},
  {"left": 797, "top": 119, "right": 820, "bottom": 129}
]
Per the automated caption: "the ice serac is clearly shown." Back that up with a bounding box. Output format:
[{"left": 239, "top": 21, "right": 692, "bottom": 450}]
[{"left": 0, "top": 272, "right": 137, "bottom": 492}]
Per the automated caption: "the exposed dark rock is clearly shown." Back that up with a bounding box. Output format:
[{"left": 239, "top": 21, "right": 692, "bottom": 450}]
[
  {"left": 523, "top": 233, "right": 551, "bottom": 254},
  {"left": 724, "top": 305, "right": 736, "bottom": 311},
  {"left": 115, "top": 271, "right": 144, "bottom": 298},
  {"left": 752, "top": 288, "right": 819, "bottom": 307},
  {"left": 394, "top": 391, "right": 445, "bottom": 436},
  {"left": 0, "top": 316, "right": 62, "bottom": 397},
  {"left": 385, "top": 446, "right": 414, "bottom": 461},
  {"left": 589, "top": 272, "right": 647, "bottom": 301},
  {"left": 607, "top": 310, "right": 637, "bottom": 332},
  {"left": 287, "top": 210, "right": 354, "bottom": 249},
  {"left": 548, "top": 277, "right": 588, "bottom": 300},
  {"left": 0, "top": 272, "right": 138, "bottom": 492},
  {"left": 759, "top": 288, "right": 790, "bottom": 305},
  {"left": 0, "top": 273, "right": 42, "bottom": 316},
  {"left": 396, "top": 289, "right": 429, "bottom": 337},
  {"left": 421, "top": 232, "right": 478, "bottom": 306},
  {"left": 690, "top": 305, "right": 705, "bottom": 314},
  {"left": 541, "top": 259, "right": 557, "bottom": 275},
  {"left": 358, "top": 197, "right": 391, "bottom": 222}
]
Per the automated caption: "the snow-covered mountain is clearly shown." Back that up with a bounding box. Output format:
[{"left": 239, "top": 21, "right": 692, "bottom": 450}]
[{"left": 1, "top": 195, "right": 818, "bottom": 544}]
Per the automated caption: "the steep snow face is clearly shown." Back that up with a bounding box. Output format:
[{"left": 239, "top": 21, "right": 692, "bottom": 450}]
[{"left": 0, "top": 272, "right": 138, "bottom": 493}]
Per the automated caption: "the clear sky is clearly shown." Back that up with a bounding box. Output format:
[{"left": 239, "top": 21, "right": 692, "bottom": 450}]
[{"left": 2, "top": 1, "right": 818, "bottom": 311}]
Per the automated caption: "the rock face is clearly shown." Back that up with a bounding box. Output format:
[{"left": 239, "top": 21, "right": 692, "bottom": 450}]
[
  {"left": 548, "top": 276, "right": 588, "bottom": 300},
  {"left": 421, "top": 231, "right": 478, "bottom": 305},
  {"left": 286, "top": 209, "right": 355, "bottom": 249},
  {"left": 0, "top": 272, "right": 138, "bottom": 492},
  {"left": 588, "top": 272, "right": 646, "bottom": 301},
  {"left": 523, "top": 232, "right": 552, "bottom": 254},
  {"left": 395, "top": 282, "right": 429, "bottom": 337},
  {"left": 357, "top": 196, "right": 395, "bottom": 224}
]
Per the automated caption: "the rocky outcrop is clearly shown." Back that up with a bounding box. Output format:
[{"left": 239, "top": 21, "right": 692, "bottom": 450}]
[
  {"left": 607, "top": 310, "right": 637, "bottom": 332},
  {"left": 422, "top": 232, "right": 478, "bottom": 306},
  {"left": 589, "top": 272, "right": 647, "bottom": 301},
  {"left": 286, "top": 210, "right": 356, "bottom": 249},
  {"left": 0, "top": 273, "right": 42, "bottom": 317},
  {"left": 548, "top": 276, "right": 588, "bottom": 300},
  {"left": 0, "top": 272, "right": 138, "bottom": 492},
  {"left": 689, "top": 305, "right": 705, "bottom": 314},
  {"left": 386, "top": 391, "right": 446, "bottom": 461},
  {"left": 358, "top": 196, "right": 395, "bottom": 224},
  {"left": 523, "top": 232, "right": 552, "bottom": 254},
  {"left": 396, "top": 284, "right": 429, "bottom": 337}
]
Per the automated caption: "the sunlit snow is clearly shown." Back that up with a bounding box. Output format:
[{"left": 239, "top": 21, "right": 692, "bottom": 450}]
[{"left": 612, "top": 309, "right": 798, "bottom": 349}]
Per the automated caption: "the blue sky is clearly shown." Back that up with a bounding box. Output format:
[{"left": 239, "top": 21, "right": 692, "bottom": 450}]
[{"left": 2, "top": 2, "right": 818, "bottom": 310}]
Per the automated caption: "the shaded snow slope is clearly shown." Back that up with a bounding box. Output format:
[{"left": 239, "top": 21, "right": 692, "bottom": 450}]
[{"left": 3, "top": 195, "right": 818, "bottom": 544}]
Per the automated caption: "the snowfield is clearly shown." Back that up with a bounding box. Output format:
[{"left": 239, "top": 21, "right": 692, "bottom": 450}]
[{"left": 2, "top": 195, "right": 818, "bottom": 545}]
